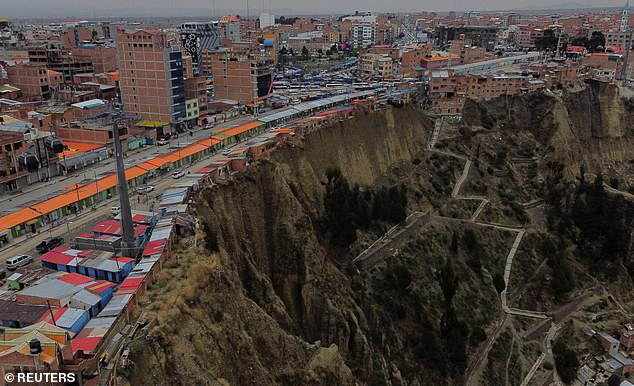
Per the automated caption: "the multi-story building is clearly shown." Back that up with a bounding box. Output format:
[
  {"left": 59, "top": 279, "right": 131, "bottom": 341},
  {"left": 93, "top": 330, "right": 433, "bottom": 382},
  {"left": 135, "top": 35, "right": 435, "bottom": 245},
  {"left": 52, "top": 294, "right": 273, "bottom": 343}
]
[
  {"left": 259, "top": 13, "right": 276, "bottom": 29},
  {"left": 515, "top": 27, "right": 545, "bottom": 49},
  {"left": 421, "top": 54, "right": 461, "bottom": 70},
  {"left": 211, "top": 55, "right": 273, "bottom": 104},
  {"left": 359, "top": 53, "right": 394, "bottom": 79},
  {"left": 450, "top": 37, "right": 487, "bottom": 64},
  {"left": 5, "top": 64, "right": 52, "bottom": 100},
  {"left": 71, "top": 44, "right": 117, "bottom": 73},
  {"left": 180, "top": 22, "right": 221, "bottom": 76},
  {"left": 604, "top": 30, "right": 631, "bottom": 50},
  {"left": 117, "top": 29, "right": 186, "bottom": 137},
  {"left": 399, "top": 44, "right": 432, "bottom": 76},
  {"left": 351, "top": 23, "right": 376, "bottom": 49},
  {"left": 27, "top": 42, "right": 94, "bottom": 83},
  {"left": 434, "top": 25, "right": 498, "bottom": 51}
]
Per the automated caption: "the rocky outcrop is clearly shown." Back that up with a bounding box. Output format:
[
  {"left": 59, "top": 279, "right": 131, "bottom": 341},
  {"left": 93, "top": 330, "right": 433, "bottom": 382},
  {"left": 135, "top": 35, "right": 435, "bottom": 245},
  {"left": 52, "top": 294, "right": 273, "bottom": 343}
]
[
  {"left": 125, "top": 106, "right": 439, "bottom": 385},
  {"left": 463, "top": 81, "right": 634, "bottom": 179}
]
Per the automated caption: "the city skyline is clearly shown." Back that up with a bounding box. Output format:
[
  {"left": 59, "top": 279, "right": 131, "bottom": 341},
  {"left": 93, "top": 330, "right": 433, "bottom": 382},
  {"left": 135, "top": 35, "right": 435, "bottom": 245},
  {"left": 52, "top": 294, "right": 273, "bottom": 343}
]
[{"left": 1, "top": 0, "right": 631, "bottom": 18}]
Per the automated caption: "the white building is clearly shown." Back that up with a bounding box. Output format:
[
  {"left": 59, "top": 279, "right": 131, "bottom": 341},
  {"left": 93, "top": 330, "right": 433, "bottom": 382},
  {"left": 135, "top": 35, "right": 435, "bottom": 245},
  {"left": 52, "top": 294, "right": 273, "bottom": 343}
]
[
  {"left": 343, "top": 12, "right": 377, "bottom": 24},
  {"left": 351, "top": 23, "right": 376, "bottom": 49},
  {"left": 259, "top": 13, "right": 275, "bottom": 29}
]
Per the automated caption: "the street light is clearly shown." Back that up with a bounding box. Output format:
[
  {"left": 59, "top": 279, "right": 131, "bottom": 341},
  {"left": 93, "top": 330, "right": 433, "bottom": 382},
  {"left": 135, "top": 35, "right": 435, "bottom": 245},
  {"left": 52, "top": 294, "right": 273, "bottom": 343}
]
[
  {"left": 94, "top": 170, "right": 100, "bottom": 205},
  {"left": 74, "top": 183, "right": 81, "bottom": 216},
  {"left": 65, "top": 221, "right": 73, "bottom": 244}
]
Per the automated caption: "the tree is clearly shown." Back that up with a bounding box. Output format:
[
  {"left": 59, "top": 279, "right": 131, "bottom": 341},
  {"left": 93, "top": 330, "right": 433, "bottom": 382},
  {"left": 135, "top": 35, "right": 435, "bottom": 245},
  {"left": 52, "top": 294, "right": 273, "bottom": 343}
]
[
  {"left": 552, "top": 340, "right": 579, "bottom": 384},
  {"left": 301, "top": 45, "right": 310, "bottom": 59},
  {"left": 323, "top": 167, "right": 356, "bottom": 246},
  {"left": 588, "top": 31, "right": 605, "bottom": 53},
  {"left": 450, "top": 232, "right": 459, "bottom": 253},
  {"left": 440, "top": 259, "right": 458, "bottom": 305},
  {"left": 493, "top": 272, "right": 506, "bottom": 294}
]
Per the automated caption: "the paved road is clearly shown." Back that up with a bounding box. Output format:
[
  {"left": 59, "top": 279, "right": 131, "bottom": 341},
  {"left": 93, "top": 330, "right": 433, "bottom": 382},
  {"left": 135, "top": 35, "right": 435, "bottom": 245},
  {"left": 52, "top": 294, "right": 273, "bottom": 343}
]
[
  {"left": 0, "top": 113, "right": 279, "bottom": 265},
  {"left": 0, "top": 114, "right": 254, "bottom": 211}
]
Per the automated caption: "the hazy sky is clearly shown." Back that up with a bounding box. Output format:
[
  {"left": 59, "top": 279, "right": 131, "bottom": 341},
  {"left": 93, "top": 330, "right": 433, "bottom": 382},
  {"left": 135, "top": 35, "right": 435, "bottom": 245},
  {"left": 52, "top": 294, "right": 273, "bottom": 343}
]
[{"left": 1, "top": 0, "right": 629, "bottom": 18}]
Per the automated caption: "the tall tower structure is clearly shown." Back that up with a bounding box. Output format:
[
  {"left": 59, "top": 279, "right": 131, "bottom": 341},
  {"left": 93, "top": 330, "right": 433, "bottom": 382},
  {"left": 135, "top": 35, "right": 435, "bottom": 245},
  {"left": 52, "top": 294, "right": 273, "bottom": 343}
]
[{"left": 621, "top": 0, "right": 630, "bottom": 33}]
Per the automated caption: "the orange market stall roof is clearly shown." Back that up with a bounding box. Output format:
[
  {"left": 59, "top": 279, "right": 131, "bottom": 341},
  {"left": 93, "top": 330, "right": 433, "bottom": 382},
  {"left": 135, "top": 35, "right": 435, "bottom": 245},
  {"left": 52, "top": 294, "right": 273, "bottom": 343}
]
[
  {"left": 136, "top": 161, "right": 158, "bottom": 171},
  {"left": 216, "top": 121, "right": 262, "bottom": 138},
  {"left": 125, "top": 166, "right": 147, "bottom": 180},
  {"left": 0, "top": 208, "right": 42, "bottom": 232},
  {"left": 59, "top": 141, "right": 102, "bottom": 160},
  {"left": 177, "top": 143, "right": 209, "bottom": 159}
]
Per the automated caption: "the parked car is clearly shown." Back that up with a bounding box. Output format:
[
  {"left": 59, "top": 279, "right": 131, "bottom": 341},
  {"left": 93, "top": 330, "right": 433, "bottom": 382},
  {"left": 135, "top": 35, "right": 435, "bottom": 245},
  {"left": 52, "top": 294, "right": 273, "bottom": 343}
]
[
  {"left": 136, "top": 185, "right": 155, "bottom": 194},
  {"left": 35, "top": 236, "right": 64, "bottom": 253},
  {"left": 221, "top": 149, "right": 232, "bottom": 156},
  {"left": 204, "top": 123, "right": 215, "bottom": 129},
  {"left": 0, "top": 268, "right": 6, "bottom": 280},
  {"left": 111, "top": 206, "right": 121, "bottom": 216},
  {"left": 6, "top": 255, "right": 33, "bottom": 270},
  {"left": 157, "top": 138, "right": 170, "bottom": 146},
  {"left": 172, "top": 170, "right": 185, "bottom": 179}
]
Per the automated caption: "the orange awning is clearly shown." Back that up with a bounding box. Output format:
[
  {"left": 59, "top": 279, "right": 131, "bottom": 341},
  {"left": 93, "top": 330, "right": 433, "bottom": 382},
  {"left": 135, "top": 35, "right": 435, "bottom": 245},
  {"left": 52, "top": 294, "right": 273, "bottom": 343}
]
[
  {"left": 216, "top": 121, "right": 262, "bottom": 138},
  {"left": 0, "top": 208, "right": 42, "bottom": 231}
]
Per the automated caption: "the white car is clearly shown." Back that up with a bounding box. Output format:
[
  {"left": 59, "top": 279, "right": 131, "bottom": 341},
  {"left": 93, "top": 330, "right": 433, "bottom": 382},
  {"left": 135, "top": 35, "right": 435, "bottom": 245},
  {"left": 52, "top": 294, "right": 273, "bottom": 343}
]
[
  {"left": 136, "top": 185, "right": 154, "bottom": 194},
  {"left": 111, "top": 206, "right": 121, "bottom": 216},
  {"left": 221, "top": 149, "right": 232, "bottom": 156},
  {"left": 6, "top": 255, "right": 33, "bottom": 271},
  {"left": 157, "top": 138, "right": 170, "bottom": 146},
  {"left": 172, "top": 170, "right": 185, "bottom": 179}
]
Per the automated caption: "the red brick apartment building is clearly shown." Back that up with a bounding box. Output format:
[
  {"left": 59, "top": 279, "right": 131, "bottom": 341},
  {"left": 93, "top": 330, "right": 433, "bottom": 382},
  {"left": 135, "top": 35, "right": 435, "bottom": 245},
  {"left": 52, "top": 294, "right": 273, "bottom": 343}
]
[
  {"left": 211, "top": 55, "right": 273, "bottom": 104},
  {"left": 117, "top": 29, "right": 186, "bottom": 136},
  {"left": 5, "top": 64, "right": 52, "bottom": 100}
]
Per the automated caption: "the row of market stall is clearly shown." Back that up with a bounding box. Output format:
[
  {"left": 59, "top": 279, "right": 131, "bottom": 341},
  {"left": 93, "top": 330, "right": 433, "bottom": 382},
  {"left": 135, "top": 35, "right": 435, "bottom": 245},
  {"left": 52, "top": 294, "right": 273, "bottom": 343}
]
[{"left": 0, "top": 90, "right": 378, "bottom": 244}]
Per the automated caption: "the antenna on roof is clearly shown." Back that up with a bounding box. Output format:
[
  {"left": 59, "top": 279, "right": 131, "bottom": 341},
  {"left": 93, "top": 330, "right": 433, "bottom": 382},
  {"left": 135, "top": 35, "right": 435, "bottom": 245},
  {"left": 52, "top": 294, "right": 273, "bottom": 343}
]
[{"left": 45, "top": 300, "right": 57, "bottom": 327}]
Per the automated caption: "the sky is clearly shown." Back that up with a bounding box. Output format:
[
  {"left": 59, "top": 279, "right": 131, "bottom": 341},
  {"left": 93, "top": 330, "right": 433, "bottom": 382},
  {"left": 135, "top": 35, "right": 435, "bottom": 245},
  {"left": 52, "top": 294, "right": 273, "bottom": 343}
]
[{"left": 1, "top": 0, "right": 629, "bottom": 18}]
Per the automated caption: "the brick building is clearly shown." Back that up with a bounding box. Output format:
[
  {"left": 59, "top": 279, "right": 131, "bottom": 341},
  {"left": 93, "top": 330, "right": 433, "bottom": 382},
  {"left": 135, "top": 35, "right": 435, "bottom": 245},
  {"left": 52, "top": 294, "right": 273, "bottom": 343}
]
[
  {"left": 117, "top": 29, "right": 186, "bottom": 135},
  {"left": 211, "top": 55, "right": 273, "bottom": 104},
  {"left": 5, "top": 64, "right": 52, "bottom": 100}
]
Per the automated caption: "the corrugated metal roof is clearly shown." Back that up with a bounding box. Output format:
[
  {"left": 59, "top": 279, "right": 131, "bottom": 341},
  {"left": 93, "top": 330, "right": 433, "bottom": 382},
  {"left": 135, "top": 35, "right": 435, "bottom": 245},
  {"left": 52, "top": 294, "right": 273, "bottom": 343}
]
[
  {"left": 98, "top": 295, "right": 131, "bottom": 317},
  {"left": 19, "top": 279, "right": 80, "bottom": 300},
  {"left": 71, "top": 289, "right": 101, "bottom": 306},
  {"left": 83, "top": 316, "right": 117, "bottom": 332},
  {"left": 55, "top": 308, "right": 87, "bottom": 329}
]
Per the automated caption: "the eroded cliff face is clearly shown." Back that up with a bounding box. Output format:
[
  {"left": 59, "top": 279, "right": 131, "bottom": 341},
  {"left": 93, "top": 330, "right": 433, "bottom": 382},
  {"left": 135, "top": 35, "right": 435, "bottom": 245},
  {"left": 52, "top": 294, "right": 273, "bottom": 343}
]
[
  {"left": 462, "top": 81, "right": 634, "bottom": 179},
  {"left": 125, "top": 106, "right": 440, "bottom": 385}
]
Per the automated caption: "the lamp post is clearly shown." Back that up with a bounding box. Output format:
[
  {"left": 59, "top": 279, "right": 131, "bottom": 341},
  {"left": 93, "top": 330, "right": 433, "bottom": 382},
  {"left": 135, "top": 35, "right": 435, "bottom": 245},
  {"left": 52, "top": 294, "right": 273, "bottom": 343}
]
[
  {"left": 74, "top": 183, "right": 81, "bottom": 216},
  {"left": 65, "top": 221, "right": 73, "bottom": 243},
  {"left": 94, "top": 170, "right": 100, "bottom": 205}
]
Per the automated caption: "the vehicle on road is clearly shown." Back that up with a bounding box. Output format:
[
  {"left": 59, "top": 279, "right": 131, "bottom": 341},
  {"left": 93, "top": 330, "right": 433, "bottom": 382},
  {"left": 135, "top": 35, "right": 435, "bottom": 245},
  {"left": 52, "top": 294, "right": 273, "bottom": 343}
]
[
  {"left": 172, "top": 170, "right": 185, "bottom": 179},
  {"left": 157, "top": 138, "right": 170, "bottom": 146},
  {"left": 35, "top": 236, "right": 64, "bottom": 253},
  {"left": 136, "top": 185, "right": 155, "bottom": 194},
  {"left": 6, "top": 254, "right": 33, "bottom": 270},
  {"left": 203, "top": 123, "right": 215, "bottom": 129},
  {"left": 221, "top": 149, "right": 232, "bottom": 156},
  {"left": 0, "top": 268, "right": 6, "bottom": 279},
  {"left": 111, "top": 206, "right": 121, "bottom": 216}
]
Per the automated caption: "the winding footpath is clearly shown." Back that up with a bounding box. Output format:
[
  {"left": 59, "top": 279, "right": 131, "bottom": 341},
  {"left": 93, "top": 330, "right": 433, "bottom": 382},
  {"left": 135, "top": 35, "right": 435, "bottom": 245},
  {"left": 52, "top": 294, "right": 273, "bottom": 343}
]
[{"left": 425, "top": 117, "right": 557, "bottom": 386}]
